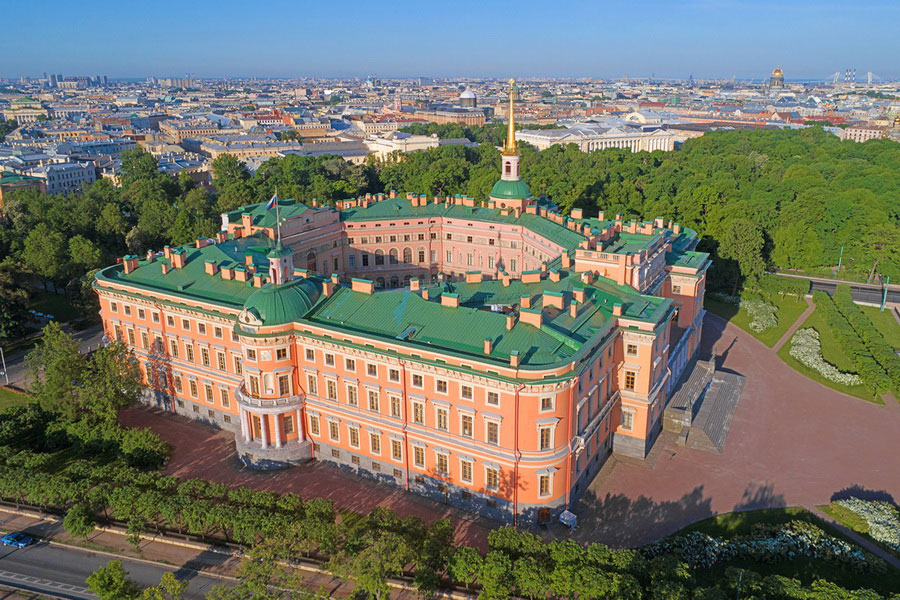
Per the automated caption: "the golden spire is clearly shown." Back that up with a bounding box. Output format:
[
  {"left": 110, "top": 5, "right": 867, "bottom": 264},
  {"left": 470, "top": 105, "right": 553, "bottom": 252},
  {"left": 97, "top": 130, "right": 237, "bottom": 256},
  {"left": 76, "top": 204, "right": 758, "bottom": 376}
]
[{"left": 502, "top": 78, "right": 519, "bottom": 156}]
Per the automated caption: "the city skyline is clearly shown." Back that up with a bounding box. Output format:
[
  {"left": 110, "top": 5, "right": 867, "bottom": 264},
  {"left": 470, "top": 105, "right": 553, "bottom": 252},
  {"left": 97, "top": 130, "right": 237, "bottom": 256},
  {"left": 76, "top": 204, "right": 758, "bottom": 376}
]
[{"left": 3, "top": 0, "right": 898, "bottom": 80}]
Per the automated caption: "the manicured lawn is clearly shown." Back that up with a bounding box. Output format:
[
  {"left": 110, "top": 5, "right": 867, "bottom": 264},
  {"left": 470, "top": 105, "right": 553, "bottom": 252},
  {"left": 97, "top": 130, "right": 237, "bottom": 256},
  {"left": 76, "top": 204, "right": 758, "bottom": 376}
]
[
  {"left": 27, "top": 292, "right": 80, "bottom": 323},
  {"left": 704, "top": 294, "right": 809, "bottom": 347},
  {"left": 0, "top": 387, "right": 31, "bottom": 410},
  {"left": 860, "top": 305, "right": 900, "bottom": 350},
  {"left": 776, "top": 307, "right": 884, "bottom": 404},
  {"left": 673, "top": 508, "right": 900, "bottom": 595},
  {"left": 818, "top": 502, "right": 900, "bottom": 561}
]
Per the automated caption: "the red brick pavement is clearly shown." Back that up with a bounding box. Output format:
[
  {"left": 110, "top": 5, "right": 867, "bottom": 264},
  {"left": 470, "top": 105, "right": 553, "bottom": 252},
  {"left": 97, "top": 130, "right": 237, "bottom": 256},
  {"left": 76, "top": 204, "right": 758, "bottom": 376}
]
[
  {"left": 122, "top": 312, "right": 900, "bottom": 550},
  {"left": 120, "top": 407, "right": 493, "bottom": 551},
  {"left": 568, "top": 312, "right": 900, "bottom": 547}
]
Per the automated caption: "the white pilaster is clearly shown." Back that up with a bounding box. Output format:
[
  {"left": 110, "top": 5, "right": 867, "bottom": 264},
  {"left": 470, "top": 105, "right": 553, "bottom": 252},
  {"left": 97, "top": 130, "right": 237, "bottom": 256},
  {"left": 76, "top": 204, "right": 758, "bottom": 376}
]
[
  {"left": 275, "top": 414, "right": 283, "bottom": 448},
  {"left": 296, "top": 409, "right": 305, "bottom": 442},
  {"left": 240, "top": 409, "right": 250, "bottom": 442},
  {"left": 259, "top": 414, "right": 269, "bottom": 449}
]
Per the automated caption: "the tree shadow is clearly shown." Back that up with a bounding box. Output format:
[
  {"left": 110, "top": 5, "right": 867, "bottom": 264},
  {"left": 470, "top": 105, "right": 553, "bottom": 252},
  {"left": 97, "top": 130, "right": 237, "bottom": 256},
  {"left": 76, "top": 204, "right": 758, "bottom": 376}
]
[
  {"left": 170, "top": 548, "right": 234, "bottom": 583},
  {"left": 549, "top": 485, "right": 715, "bottom": 548},
  {"left": 731, "top": 482, "right": 786, "bottom": 512},
  {"left": 829, "top": 485, "right": 895, "bottom": 505}
]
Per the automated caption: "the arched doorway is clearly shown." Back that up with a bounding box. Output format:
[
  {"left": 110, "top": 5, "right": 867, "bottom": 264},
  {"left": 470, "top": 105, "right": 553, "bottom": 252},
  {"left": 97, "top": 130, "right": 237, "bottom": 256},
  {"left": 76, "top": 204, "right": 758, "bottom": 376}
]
[
  {"left": 389, "top": 248, "right": 398, "bottom": 265},
  {"left": 390, "top": 276, "right": 399, "bottom": 288},
  {"left": 375, "top": 277, "right": 385, "bottom": 288},
  {"left": 306, "top": 251, "right": 316, "bottom": 273}
]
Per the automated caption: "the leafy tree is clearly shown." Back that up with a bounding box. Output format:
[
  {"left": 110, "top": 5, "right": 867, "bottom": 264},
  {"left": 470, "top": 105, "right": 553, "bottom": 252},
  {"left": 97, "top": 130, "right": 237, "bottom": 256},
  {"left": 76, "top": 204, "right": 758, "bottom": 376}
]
[
  {"left": 138, "top": 572, "right": 187, "bottom": 600},
  {"left": 68, "top": 235, "right": 103, "bottom": 273},
  {"left": 63, "top": 502, "right": 95, "bottom": 538},
  {"left": 27, "top": 322, "right": 86, "bottom": 420},
  {"left": 715, "top": 218, "right": 766, "bottom": 294},
  {"left": 86, "top": 560, "right": 142, "bottom": 600},
  {"left": 448, "top": 545, "right": 482, "bottom": 589},
  {"left": 0, "top": 258, "right": 29, "bottom": 340},
  {"left": 22, "top": 222, "right": 69, "bottom": 288}
]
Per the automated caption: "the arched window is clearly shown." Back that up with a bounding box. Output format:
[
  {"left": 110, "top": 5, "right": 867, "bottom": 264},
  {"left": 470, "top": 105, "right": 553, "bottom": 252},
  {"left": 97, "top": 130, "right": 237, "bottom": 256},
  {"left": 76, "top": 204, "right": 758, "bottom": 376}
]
[
  {"left": 390, "top": 276, "right": 399, "bottom": 288},
  {"left": 376, "top": 277, "right": 385, "bottom": 288},
  {"left": 306, "top": 251, "right": 316, "bottom": 273},
  {"left": 505, "top": 162, "right": 511, "bottom": 175},
  {"left": 402, "top": 248, "right": 412, "bottom": 264},
  {"left": 389, "top": 248, "right": 398, "bottom": 265},
  {"left": 375, "top": 249, "right": 384, "bottom": 266}
]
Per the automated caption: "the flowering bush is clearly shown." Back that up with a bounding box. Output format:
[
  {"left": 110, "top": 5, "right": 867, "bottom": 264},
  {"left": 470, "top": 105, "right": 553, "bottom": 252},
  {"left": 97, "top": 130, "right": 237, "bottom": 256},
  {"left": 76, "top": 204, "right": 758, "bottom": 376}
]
[
  {"left": 641, "top": 520, "right": 885, "bottom": 574},
  {"left": 742, "top": 299, "right": 778, "bottom": 332},
  {"left": 789, "top": 328, "right": 862, "bottom": 386},
  {"left": 835, "top": 498, "right": 900, "bottom": 552}
]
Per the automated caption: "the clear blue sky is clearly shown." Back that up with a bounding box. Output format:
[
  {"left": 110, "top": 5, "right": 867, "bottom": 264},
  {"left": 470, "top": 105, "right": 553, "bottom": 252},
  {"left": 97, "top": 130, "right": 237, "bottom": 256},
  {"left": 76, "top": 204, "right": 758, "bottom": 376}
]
[{"left": 3, "top": 0, "right": 898, "bottom": 80}]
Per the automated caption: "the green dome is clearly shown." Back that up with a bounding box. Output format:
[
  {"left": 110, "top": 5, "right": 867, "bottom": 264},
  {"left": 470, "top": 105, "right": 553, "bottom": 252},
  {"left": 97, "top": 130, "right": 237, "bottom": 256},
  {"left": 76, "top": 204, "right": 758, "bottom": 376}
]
[
  {"left": 490, "top": 179, "right": 532, "bottom": 200},
  {"left": 243, "top": 279, "right": 320, "bottom": 325}
]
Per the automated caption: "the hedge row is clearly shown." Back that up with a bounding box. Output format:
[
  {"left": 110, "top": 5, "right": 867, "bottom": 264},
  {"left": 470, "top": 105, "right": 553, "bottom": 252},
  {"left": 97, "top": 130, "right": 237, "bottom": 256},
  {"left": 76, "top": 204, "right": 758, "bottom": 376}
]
[
  {"left": 756, "top": 274, "right": 810, "bottom": 299},
  {"left": 832, "top": 285, "right": 900, "bottom": 390},
  {"left": 812, "top": 291, "right": 890, "bottom": 394}
]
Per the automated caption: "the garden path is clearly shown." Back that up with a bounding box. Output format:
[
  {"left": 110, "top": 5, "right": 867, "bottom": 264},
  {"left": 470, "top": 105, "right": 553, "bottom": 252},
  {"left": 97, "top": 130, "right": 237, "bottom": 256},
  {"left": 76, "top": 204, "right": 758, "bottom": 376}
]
[{"left": 772, "top": 295, "right": 815, "bottom": 352}]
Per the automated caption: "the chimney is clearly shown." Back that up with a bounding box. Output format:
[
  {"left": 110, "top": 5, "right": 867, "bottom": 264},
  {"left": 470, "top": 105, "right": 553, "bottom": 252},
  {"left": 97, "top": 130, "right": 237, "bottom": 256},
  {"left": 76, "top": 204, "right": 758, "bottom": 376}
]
[
  {"left": 673, "top": 223, "right": 681, "bottom": 234},
  {"left": 522, "top": 270, "right": 541, "bottom": 284},
  {"left": 145, "top": 250, "right": 155, "bottom": 262},
  {"left": 294, "top": 268, "right": 309, "bottom": 279},
  {"left": 312, "top": 198, "right": 318, "bottom": 208},
  {"left": 220, "top": 266, "right": 233, "bottom": 280},
  {"left": 441, "top": 293, "right": 459, "bottom": 308},
  {"left": 252, "top": 272, "right": 265, "bottom": 287},
  {"left": 322, "top": 280, "right": 334, "bottom": 296},
  {"left": 205, "top": 260, "right": 218, "bottom": 275},
  {"left": 569, "top": 300, "right": 578, "bottom": 318},
  {"left": 581, "top": 271, "right": 594, "bottom": 285},
  {"left": 465, "top": 271, "right": 483, "bottom": 283},
  {"left": 571, "top": 208, "right": 584, "bottom": 219},
  {"left": 351, "top": 278, "right": 375, "bottom": 294},
  {"left": 654, "top": 217, "right": 664, "bottom": 228},
  {"left": 216, "top": 231, "right": 227, "bottom": 243},
  {"left": 597, "top": 211, "right": 605, "bottom": 221},
  {"left": 390, "top": 189, "right": 397, "bottom": 199},
  {"left": 122, "top": 255, "right": 139, "bottom": 274},
  {"left": 543, "top": 291, "right": 564, "bottom": 309},
  {"left": 520, "top": 294, "right": 532, "bottom": 309},
  {"left": 195, "top": 238, "right": 205, "bottom": 249},
  {"left": 612, "top": 302, "right": 623, "bottom": 316},
  {"left": 506, "top": 313, "right": 515, "bottom": 330},
  {"left": 232, "top": 227, "right": 244, "bottom": 239},
  {"left": 170, "top": 249, "right": 186, "bottom": 269},
  {"left": 234, "top": 266, "right": 249, "bottom": 282},
  {"left": 549, "top": 269, "right": 560, "bottom": 282},
  {"left": 331, "top": 273, "right": 340, "bottom": 286},
  {"left": 510, "top": 350, "right": 520, "bottom": 368},
  {"left": 241, "top": 212, "right": 253, "bottom": 231},
  {"left": 501, "top": 271, "right": 511, "bottom": 286},
  {"left": 422, "top": 288, "right": 430, "bottom": 300},
  {"left": 561, "top": 252, "right": 572, "bottom": 268},
  {"left": 541, "top": 261, "right": 548, "bottom": 274},
  {"left": 161, "top": 262, "right": 170, "bottom": 275},
  {"left": 520, "top": 308, "right": 543, "bottom": 328},
  {"left": 483, "top": 338, "right": 493, "bottom": 354},
  {"left": 163, "top": 245, "right": 172, "bottom": 260},
  {"left": 573, "top": 287, "right": 585, "bottom": 303}
]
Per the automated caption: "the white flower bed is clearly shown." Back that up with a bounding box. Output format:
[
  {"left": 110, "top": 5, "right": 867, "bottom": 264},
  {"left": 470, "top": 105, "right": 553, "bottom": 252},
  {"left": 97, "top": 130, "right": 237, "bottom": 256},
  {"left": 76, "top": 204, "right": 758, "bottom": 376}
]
[
  {"left": 642, "top": 520, "right": 885, "bottom": 573},
  {"left": 789, "top": 328, "right": 862, "bottom": 386},
  {"left": 835, "top": 498, "right": 900, "bottom": 552},
  {"left": 741, "top": 299, "right": 778, "bottom": 332}
]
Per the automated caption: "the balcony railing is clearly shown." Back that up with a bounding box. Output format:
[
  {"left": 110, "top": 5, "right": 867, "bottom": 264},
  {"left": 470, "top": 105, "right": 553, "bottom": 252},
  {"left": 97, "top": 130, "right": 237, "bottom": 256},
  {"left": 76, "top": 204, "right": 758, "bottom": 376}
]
[{"left": 235, "top": 384, "right": 303, "bottom": 409}]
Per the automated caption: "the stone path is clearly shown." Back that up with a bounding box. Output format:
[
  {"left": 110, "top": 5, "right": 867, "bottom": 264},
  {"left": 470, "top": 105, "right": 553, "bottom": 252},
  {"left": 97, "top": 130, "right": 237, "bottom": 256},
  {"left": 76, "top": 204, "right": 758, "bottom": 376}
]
[{"left": 772, "top": 295, "right": 815, "bottom": 352}]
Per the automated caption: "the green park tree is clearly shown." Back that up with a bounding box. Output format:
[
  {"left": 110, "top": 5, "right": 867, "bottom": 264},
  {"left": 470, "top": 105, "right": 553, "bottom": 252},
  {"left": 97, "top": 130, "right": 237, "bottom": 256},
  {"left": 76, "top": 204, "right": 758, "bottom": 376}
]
[{"left": 85, "top": 560, "right": 142, "bottom": 600}]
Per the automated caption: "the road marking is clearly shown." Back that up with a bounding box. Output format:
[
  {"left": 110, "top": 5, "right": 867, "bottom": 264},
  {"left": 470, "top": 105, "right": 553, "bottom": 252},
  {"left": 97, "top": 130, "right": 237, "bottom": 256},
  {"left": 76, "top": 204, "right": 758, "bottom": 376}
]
[{"left": 0, "top": 569, "right": 92, "bottom": 594}]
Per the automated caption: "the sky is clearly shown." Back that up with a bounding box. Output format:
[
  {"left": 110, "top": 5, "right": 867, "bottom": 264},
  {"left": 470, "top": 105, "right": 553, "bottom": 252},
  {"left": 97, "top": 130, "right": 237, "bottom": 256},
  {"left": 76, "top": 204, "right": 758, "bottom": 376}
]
[{"left": 3, "top": 0, "right": 898, "bottom": 81}]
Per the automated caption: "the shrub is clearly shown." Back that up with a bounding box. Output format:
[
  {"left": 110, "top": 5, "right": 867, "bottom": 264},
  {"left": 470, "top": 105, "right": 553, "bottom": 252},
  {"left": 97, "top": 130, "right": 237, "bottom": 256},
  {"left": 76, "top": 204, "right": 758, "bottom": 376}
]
[
  {"left": 742, "top": 299, "right": 778, "bottom": 332},
  {"left": 834, "top": 498, "right": 900, "bottom": 552},
  {"left": 119, "top": 427, "right": 170, "bottom": 470},
  {"left": 789, "top": 328, "right": 862, "bottom": 386}
]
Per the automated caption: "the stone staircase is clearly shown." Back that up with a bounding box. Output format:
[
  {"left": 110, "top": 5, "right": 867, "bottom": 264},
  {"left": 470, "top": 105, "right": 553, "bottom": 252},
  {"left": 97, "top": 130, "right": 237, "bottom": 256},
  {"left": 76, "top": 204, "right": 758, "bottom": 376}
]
[{"left": 684, "top": 372, "right": 744, "bottom": 453}]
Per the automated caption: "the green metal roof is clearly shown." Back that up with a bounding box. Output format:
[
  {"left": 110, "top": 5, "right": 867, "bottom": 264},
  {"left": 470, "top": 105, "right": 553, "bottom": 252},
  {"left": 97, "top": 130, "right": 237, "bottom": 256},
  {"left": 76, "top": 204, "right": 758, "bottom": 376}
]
[
  {"left": 489, "top": 179, "right": 532, "bottom": 200},
  {"left": 244, "top": 278, "right": 321, "bottom": 325}
]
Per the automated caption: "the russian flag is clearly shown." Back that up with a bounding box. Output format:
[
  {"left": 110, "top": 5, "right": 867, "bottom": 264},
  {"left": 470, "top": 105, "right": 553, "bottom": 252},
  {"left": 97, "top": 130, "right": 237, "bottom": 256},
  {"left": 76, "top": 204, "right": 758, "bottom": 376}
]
[{"left": 265, "top": 193, "right": 277, "bottom": 211}]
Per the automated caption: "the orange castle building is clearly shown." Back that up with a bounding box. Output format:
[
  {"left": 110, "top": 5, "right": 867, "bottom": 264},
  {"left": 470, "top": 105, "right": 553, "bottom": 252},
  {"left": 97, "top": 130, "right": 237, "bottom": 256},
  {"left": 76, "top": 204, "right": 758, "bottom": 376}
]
[{"left": 94, "top": 81, "right": 710, "bottom": 524}]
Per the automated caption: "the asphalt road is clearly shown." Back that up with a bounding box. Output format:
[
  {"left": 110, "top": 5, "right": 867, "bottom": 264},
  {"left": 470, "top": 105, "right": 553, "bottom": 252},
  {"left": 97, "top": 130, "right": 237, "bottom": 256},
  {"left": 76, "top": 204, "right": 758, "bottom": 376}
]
[
  {"left": 0, "top": 325, "right": 105, "bottom": 388},
  {"left": 0, "top": 541, "right": 232, "bottom": 599}
]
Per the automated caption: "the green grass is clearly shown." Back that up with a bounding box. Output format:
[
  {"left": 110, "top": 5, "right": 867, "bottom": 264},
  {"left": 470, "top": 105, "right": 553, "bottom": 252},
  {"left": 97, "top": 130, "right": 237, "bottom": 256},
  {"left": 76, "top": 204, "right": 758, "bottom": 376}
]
[
  {"left": 860, "top": 305, "right": 900, "bottom": 350},
  {"left": 27, "top": 292, "right": 80, "bottom": 323},
  {"left": 0, "top": 387, "right": 31, "bottom": 410},
  {"left": 673, "top": 508, "right": 900, "bottom": 595},
  {"left": 704, "top": 294, "right": 809, "bottom": 347},
  {"left": 818, "top": 502, "right": 900, "bottom": 561},
  {"left": 776, "top": 307, "right": 885, "bottom": 403}
]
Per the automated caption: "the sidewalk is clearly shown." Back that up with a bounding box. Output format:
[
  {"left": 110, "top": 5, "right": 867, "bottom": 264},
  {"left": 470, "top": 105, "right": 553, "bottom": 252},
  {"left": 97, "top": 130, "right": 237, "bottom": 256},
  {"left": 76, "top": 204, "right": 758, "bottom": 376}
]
[{"left": 772, "top": 296, "right": 815, "bottom": 352}]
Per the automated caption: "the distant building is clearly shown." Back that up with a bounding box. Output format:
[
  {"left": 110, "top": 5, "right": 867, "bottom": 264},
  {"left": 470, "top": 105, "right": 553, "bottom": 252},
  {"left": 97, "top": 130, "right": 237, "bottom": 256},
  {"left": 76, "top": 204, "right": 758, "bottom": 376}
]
[
  {"left": 0, "top": 171, "right": 43, "bottom": 207},
  {"left": 459, "top": 88, "right": 477, "bottom": 108},
  {"left": 25, "top": 161, "right": 96, "bottom": 195},
  {"left": 161, "top": 117, "right": 221, "bottom": 144},
  {"left": 840, "top": 125, "right": 885, "bottom": 143},
  {"left": 516, "top": 123, "right": 677, "bottom": 153},
  {"left": 769, "top": 66, "right": 785, "bottom": 88}
]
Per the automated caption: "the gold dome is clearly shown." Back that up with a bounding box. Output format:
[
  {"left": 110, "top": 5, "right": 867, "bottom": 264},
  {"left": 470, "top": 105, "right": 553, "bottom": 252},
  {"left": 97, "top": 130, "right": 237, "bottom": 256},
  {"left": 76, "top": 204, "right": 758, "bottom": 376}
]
[{"left": 772, "top": 66, "right": 783, "bottom": 76}]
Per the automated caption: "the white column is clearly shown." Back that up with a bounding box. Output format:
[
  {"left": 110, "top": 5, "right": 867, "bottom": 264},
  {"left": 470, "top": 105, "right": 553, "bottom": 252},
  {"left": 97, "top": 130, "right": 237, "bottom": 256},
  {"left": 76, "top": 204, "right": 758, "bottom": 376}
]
[
  {"left": 259, "top": 413, "right": 269, "bottom": 449},
  {"left": 240, "top": 409, "right": 250, "bottom": 442},
  {"left": 275, "top": 414, "right": 283, "bottom": 448},
  {"left": 296, "top": 409, "right": 305, "bottom": 442}
]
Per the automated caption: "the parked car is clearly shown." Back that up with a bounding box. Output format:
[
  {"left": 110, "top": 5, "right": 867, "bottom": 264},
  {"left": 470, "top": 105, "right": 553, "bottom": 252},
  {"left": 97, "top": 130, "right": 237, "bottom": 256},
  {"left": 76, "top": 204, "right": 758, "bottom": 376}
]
[{"left": 1, "top": 532, "right": 35, "bottom": 548}]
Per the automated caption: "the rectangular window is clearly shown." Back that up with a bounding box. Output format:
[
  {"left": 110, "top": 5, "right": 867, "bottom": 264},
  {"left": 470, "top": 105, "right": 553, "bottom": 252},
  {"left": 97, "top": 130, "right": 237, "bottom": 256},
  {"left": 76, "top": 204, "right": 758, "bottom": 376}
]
[
  {"left": 324, "top": 353, "right": 335, "bottom": 366},
  {"left": 461, "top": 385, "right": 473, "bottom": 400},
  {"left": 621, "top": 409, "right": 634, "bottom": 431},
  {"left": 390, "top": 396, "right": 401, "bottom": 418},
  {"left": 127, "top": 329, "right": 136, "bottom": 345},
  {"left": 486, "top": 467, "right": 499, "bottom": 490},
  {"left": 220, "top": 388, "right": 230, "bottom": 408},
  {"left": 200, "top": 348, "right": 210, "bottom": 367},
  {"left": 348, "top": 255, "right": 356, "bottom": 268},
  {"left": 391, "top": 439, "right": 402, "bottom": 461},
  {"left": 233, "top": 355, "right": 243, "bottom": 375},
  {"left": 369, "top": 432, "right": 381, "bottom": 454},
  {"left": 326, "top": 379, "right": 338, "bottom": 400},
  {"left": 306, "top": 374, "right": 318, "bottom": 395},
  {"left": 217, "top": 352, "right": 226, "bottom": 371},
  {"left": 461, "top": 414, "right": 473, "bottom": 438},
  {"left": 349, "top": 427, "right": 360, "bottom": 448},
  {"left": 486, "top": 421, "right": 499, "bottom": 445},
  {"left": 367, "top": 390, "right": 379, "bottom": 412},
  {"left": 276, "top": 347, "right": 288, "bottom": 360},
  {"left": 345, "top": 358, "right": 355, "bottom": 371},
  {"left": 486, "top": 391, "right": 499, "bottom": 406},
  {"left": 436, "top": 379, "right": 448, "bottom": 394},
  {"left": 189, "top": 379, "right": 198, "bottom": 398},
  {"left": 539, "top": 474, "right": 551, "bottom": 497},
  {"left": 367, "top": 363, "right": 377, "bottom": 377},
  {"left": 624, "top": 370, "right": 636, "bottom": 391},
  {"left": 140, "top": 331, "right": 149, "bottom": 349},
  {"left": 328, "top": 421, "right": 339, "bottom": 441},
  {"left": 138, "top": 309, "right": 145, "bottom": 320},
  {"left": 181, "top": 318, "right": 188, "bottom": 330},
  {"left": 414, "top": 446, "right": 425, "bottom": 468},
  {"left": 124, "top": 305, "right": 132, "bottom": 316},
  {"left": 541, "top": 397, "right": 553, "bottom": 411},
  {"left": 249, "top": 376, "right": 260, "bottom": 397},
  {"left": 110, "top": 301, "right": 118, "bottom": 313},
  {"left": 671, "top": 284, "right": 682, "bottom": 295},
  {"left": 169, "top": 339, "right": 179, "bottom": 358},
  {"left": 510, "top": 258, "right": 517, "bottom": 272},
  {"left": 436, "top": 453, "right": 448, "bottom": 475},
  {"left": 204, "top": 384, "right": 214, "bottom": 403},
  {"left": 197, "top": 323, "right": 206, "bottom": 335},
  {"left": 539, "top": 427, "right": 552, "bottom": 450},
  {"left": 246, "top": 348, "right": 256, "bottom": 361},
  {"left": 173, "top": 376, "right": 183, "bottom": 393},
  {"left": 278, "top": 375, "right": 290, "bottom": 396},
  {"left": 411, "top": 374, "right": 423, "bottom": 388},
  {"left": 347, "top": 384, "right": 358, "bottom": 406},
  {"left": 626, "top": 344, "right": 638, "bottom": 357},
  {"left": 283, "top": 415, "right": 295, "bottom": 434},
  {"left": 389, "top": 369, "right": 400, "bottom": 383},
  {"left": 214, "top": 326, "right": 223, "bottom": 339},
  {"left": 166, "top": 315, "right": 175, "bottom": 327},
  {"left": 461, "top": 460, "right": 473, "bottom": 483},
  {"left": 446, "top": 249, "right": 452, "bottom": 263},
  {"left": 412, "top": 401, "right": 425, "bottom": 425},
  {"left": 362, "top": 254, "right": 369, "bottom": 267},
  {"left": 305, "top": 348, "right": 315, "bottom": 361},
  {"left": 152, "top": 312, "right": 160, "bottom": 323},
  {"left": 436, "top": 407, "right": 448, "bottom": 431},
  {"left": 309, "top": 416, "right": 320, "bottom": 436}
]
